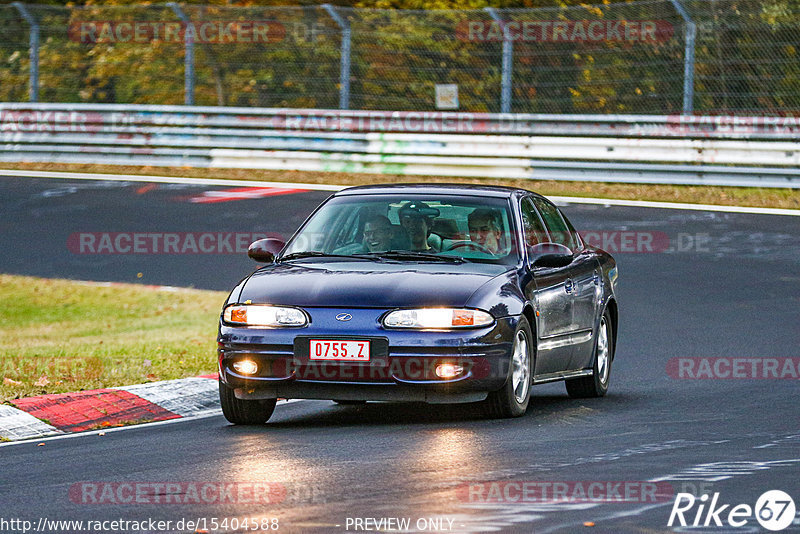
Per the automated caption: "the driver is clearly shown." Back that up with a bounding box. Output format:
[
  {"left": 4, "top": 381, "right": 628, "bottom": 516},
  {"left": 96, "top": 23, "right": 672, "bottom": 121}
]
[{"left": 468, "top": 208, "right": 503, "bottom": 254}]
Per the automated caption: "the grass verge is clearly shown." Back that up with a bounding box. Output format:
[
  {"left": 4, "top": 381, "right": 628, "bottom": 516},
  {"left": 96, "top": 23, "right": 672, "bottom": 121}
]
[
  {"left": 2, "top": 162, "right": 799, "bottom": 210},
  {"left": 0, "top": 274, "right": 226, "bottom": 403}
]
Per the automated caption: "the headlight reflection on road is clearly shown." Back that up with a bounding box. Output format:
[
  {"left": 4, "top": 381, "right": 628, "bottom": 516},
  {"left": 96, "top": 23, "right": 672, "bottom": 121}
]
[
  {"left": 220, "top": 432, "right": 333, "bottom": 508},
  {"left": 381, "top": 428, "right": 495, "bottom": 528},
  {"left": 408, "top": 428, "right": 496, "bottom": 497}
]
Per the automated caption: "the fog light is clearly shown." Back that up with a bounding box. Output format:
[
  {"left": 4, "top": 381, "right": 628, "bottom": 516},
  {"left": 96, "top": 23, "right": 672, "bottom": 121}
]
[
  {"left": 435, "top": 363, "right": 464, "bottom": 379},
  {"left": 233, "top": 360, "right": 258, "bottom": 375}
]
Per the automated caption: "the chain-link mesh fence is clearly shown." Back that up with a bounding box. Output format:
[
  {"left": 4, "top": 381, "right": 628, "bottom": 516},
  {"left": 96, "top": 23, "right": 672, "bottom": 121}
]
[
  {"left": 1, "top": 1, "right": 798, "bottom": 114},
  {"left": 0, "top": 3, "right": 33, "bottom": 103},
  {"left": 686, "top": 0, "right": 800, "bottom": 114}
]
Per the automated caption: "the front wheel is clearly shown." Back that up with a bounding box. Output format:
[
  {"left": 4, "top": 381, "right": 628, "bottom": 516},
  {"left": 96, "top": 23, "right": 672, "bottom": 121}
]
[
  {"left": 566, "top": 309, "right": 613, "bottom": 398},
  {"left": 219, "top": 380, "right": 277, "bottom": 424},
  {"left": 485, "top": 316, "right": 533, "bottom": 418}
]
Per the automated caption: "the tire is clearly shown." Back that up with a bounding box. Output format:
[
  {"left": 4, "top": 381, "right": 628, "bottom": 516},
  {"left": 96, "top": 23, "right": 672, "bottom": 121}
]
[
  {"left": 332, "top": 400, "right": 367, "bottom": 405},
  {"left": 219, "top": 380, "right": 277, "bottom": 425},
  {"left": 485, "top": 316, "right": 533, "bottom": 418},
  {"left": 566, "top": 309, "right": 613, "bottom": 398}
]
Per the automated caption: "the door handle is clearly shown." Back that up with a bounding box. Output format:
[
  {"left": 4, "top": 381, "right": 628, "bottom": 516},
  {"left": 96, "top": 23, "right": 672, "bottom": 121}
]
[{"left": 564, "top": 278, "right": 574, "bottom": 293}]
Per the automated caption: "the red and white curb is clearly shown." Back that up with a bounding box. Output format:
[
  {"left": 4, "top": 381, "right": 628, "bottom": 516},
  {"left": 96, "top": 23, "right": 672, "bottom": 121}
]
[
  {"left": 0, "top": 375, "right": 220, "bottom": 442},
  {"left": 116, "top": 376, "right": 220, "bottom": 418}
]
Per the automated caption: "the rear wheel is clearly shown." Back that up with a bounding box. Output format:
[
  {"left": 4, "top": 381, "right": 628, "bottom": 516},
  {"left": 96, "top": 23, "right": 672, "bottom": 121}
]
[
  {"left": 566, "top": 309, "right": 613, "bottom": 398},
  {"left": 219, "top": 380, "right": 276, "bottom": 424},
  {"left": 485, "top": 316, "right": 532, "bottom": 418}
]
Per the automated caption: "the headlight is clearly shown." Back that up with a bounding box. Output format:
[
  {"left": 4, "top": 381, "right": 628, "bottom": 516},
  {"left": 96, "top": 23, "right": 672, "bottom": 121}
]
[
  {"left": 382, "top": 308, "right": 494, "bottom": 329},
  {"left": 223, "top": 304, "right": 307, "bottom": 327}
]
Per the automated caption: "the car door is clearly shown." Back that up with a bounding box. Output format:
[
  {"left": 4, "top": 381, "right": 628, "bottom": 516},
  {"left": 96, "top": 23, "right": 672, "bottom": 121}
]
[
  {"left": 531, "top": 197, "right": 600, "bottom": 371},
  {"left": 520, "top": 196, "right": 573, "bottom": 376}
]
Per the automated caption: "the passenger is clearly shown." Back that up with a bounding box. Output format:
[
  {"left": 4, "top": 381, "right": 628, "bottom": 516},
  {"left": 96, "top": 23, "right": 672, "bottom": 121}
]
[
  {"left": 468, "top": 208, "right": 503, "bottom": 254},
  {"left": 362, "top": 215, "right": 394, "bottom": 252},
  {"left": 398, "top": 201, "right": 439, "bottom": 251}
]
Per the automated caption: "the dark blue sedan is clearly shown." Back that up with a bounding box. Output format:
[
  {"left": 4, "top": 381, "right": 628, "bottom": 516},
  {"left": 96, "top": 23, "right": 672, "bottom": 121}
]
[{"left": 217, "top": 184, "right": 619, "bottom": 423}]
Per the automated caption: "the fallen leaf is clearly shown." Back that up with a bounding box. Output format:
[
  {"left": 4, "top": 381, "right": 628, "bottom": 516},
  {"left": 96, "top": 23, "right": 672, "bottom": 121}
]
[
  {"left": 3, "top": 377, "right": 23, "bottom": 387},
  {"left": 34, "top": 375, "right": 50, "bottom": 387}
]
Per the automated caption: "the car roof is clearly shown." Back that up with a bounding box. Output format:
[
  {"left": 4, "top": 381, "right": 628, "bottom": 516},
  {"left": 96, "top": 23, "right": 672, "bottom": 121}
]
[{"left": 334, "top": 183, "right": 539, "bottom": 199}]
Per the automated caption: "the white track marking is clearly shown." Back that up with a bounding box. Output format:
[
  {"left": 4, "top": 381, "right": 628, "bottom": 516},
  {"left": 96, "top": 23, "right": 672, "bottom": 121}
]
[
  {"left": 548, "top": 195, "right": 800, "bottom": 216},
  {"left": 0, "top": 169, "right": 343, "bottom": 191},
  {"left": 0, "top": 409, "right": 223, "bottom": 448},
  {"left": 2, "top": 169, "right": 798, "bottom": 216},
  {"left": 0, "top": 399, "right": 306, "bottom": 448}
]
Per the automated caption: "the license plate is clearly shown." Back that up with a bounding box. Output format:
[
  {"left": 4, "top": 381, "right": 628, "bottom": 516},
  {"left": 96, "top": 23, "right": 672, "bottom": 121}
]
[{"left": 309, "top": 339, "right": 370, "bottom": 361}]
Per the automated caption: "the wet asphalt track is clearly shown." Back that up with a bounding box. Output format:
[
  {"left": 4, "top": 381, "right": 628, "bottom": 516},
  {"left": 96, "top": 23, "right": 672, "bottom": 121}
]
[{"left": 1, "top": 174, "right": 799, "bottom": 533}]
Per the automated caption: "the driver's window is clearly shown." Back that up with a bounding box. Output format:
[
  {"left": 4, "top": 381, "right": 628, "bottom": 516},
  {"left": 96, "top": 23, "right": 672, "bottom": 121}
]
[
  {"left": 521, "top": 198, "right": 548, "bottom": 246},
  {"left": 330, "top": 208, "right": 362, "bottom": 250}
]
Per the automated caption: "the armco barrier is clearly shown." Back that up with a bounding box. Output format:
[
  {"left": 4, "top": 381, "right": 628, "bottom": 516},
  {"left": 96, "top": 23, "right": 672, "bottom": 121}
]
[{"left": 1, "top": 104, "right": 799, "bottom": 188}]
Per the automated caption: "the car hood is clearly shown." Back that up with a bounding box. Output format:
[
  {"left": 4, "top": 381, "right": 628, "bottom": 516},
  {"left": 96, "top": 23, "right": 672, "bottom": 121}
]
[{"left": 237, "top": 260, "right": 509, "bottom": 308}]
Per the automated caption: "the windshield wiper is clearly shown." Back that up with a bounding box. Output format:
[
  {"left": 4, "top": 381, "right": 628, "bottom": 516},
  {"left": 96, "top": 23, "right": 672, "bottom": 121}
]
[
  {"left": 280, "top": 251, "right": 384, "bottom": 262},
  {"left": 367, "top": 250, "right": 466, "bottom": 263}
]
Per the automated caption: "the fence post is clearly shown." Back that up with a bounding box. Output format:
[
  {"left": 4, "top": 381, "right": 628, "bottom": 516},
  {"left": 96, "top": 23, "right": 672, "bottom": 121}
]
[
  {"left": 323, "top": 4, "right": 351, "bottom": 110},
  {"left": 12, "top": 2, "right": 39, "bottom": 102},
  {"left": 668, "top": 0, "right": 696, "bottom": 114},
  {"left": 484, "top": 7, "right": 512, "bottom": 114},
  {"left": 167, "top": 2, "right": 195, "bottom": 106}
]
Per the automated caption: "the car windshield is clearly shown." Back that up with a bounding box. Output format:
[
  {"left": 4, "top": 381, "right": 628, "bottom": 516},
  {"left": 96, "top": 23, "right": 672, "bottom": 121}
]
[{"left": 282, "top": 194, "right": 518, "bottom": 264}]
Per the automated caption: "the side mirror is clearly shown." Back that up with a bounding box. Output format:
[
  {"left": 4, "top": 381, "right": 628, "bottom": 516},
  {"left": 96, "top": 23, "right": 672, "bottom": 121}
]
[
  {"left": 528, "top": 242, "right": 573, "bottom": 268},
  {"left": 248, "top": 238, "right": 285, "bottom": 263}
]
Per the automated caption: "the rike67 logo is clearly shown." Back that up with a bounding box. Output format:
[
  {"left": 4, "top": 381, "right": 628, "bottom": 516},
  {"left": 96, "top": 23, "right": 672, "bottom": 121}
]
[{"left": 669, "top": 490, "right": 796, "bottom": 531}]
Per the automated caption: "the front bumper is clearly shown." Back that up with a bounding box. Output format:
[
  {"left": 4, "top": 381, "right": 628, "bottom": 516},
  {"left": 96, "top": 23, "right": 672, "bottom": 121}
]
[{"left": 218, "top": 308, "right": 520, "bottom": 403}]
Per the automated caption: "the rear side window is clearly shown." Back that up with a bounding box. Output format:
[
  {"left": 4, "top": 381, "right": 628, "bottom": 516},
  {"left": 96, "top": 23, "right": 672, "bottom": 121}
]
[
  {"left": 520, "top": 197, "right": 548, "bottom": 246},
  {"left": 531, "top": 197, "right": 579, "bottom": 252}
]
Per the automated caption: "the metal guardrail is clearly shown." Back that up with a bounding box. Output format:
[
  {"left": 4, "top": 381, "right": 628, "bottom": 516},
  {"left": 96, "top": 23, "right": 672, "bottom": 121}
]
[{"left": 1, "top": 104, "right": 799, "bottom": 188}]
